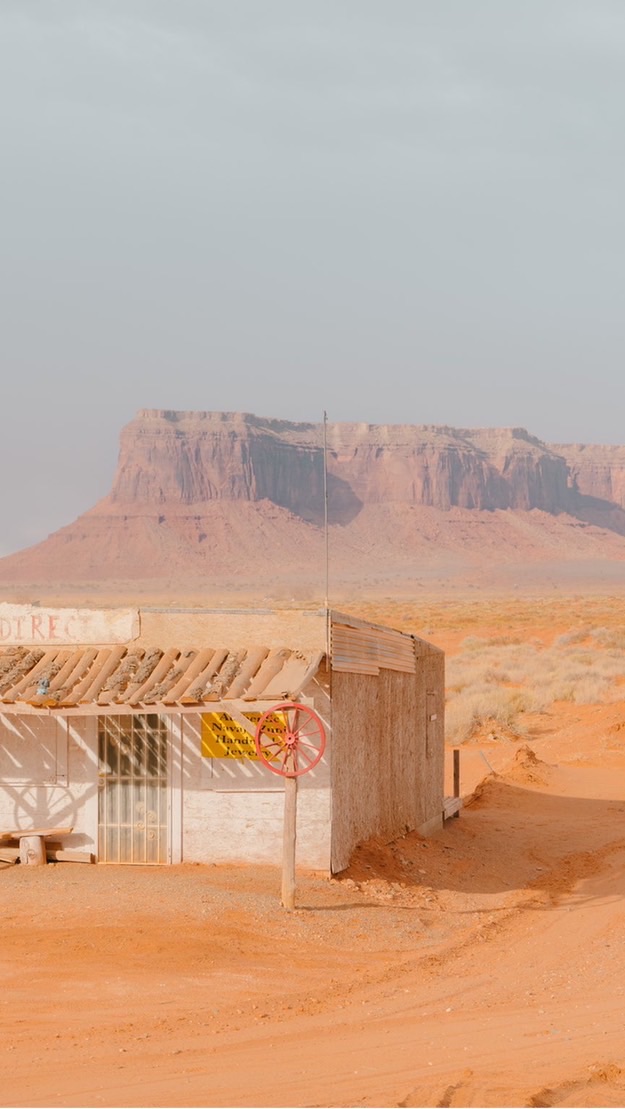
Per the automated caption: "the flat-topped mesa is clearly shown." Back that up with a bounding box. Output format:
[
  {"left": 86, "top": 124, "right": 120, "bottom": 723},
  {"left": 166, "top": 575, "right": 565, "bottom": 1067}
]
[
  {"left": 108, "top": 409, "right": 327, "bottom": 520},
  {"left": 106, "top": 410, "right": 572, "bottom": 518},
  {"left": 325, "top": 425, "right": 569, "bottom": 513},
  {"left": 3, "top": 411, "right": 625, "bottom": 590},
  {"left": 553, "top": 442, "right": 625, "bottom": 510}
]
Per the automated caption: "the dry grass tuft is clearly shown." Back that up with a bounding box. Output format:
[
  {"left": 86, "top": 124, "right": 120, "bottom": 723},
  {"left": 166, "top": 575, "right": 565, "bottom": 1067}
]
[{"left": 446, "top": 627, "right": 625, "bottom": 743}]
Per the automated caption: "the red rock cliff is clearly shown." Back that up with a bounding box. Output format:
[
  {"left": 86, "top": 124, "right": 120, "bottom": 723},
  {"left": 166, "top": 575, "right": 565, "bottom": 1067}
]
[
  {"left": 3, "top": 411, "right": 625, "bottom": 590},
  {"left": 106, "top": 410, "right": 571, "bottom": 519},
  {"left": 553, "top": 443, "right": 625, "bottom": 508}
]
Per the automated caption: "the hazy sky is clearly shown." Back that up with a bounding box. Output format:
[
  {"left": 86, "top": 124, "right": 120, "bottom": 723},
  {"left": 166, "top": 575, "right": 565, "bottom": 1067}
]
[{"left": 3, "top": 0, "right": 625, "bottom": 555}]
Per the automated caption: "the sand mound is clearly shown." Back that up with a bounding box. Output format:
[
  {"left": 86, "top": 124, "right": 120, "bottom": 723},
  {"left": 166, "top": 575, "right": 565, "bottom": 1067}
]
[
  {"left": 502, "top": 743, "right": 553, "bottom": 787},
  {"left": 463, "top": 771, "right": 500, "bottom": 808}
]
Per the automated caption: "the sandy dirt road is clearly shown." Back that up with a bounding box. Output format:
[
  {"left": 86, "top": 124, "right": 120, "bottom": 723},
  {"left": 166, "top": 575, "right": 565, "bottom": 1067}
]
[
  {"left": 3, "top": 593, "right": 625, "bottom": 1109},
  {"left": 2, "top": 703, "right": 625, "bottom": 1109}
]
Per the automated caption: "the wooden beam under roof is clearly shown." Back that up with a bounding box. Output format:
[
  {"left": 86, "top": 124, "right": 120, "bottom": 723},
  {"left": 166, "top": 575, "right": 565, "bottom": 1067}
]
[
  {"left": 227, "top": 646, "right": 270, "bottom": 699},
  {"left": 243, "top": 648, "right": 291, "bottom": 700},
  {"left": 0, "top": 695, "right": 316, "bottom": 718},
  {"left": 72, "top": 646, "right": 127, "bottom": 705},
  {"left": 98, "top": 648, "right": 145, "bottom": 705},
  {"left": 0, "top": 643, "right": 323, "bottom": 711},
  {"left": 51, "top": 648, "right": 99, "bottom": 697},
  {"left": 161, "top": 648, "right": 210, "bottom": 703},
  {"left": 47, "top": 650, "right": 91, "bottom": 693},
  {"left": 260, "top": 653, "right": 320, "bottom": 700},
  {"left": 179, "top": 648, "right": 229, "bottom": 703},
  {"left": 144, "top": 648, "right": 197, "bottom": 704},
  {"left": 1, "top": 650, "right": 61, "bottom": 703},
  {"left": 122, "top": 647, "right": 180, "bottom": 705},
  {"left": 20, "top": 650, "right": 73, "bottom": 705}
]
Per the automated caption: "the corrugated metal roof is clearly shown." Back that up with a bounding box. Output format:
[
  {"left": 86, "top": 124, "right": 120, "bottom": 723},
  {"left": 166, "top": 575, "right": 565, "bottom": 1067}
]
[
  {"left": 331, "top": 621, "right": 416, "bottom": 675},
  {"left": 0, "top": 645, "right": 324, "bottom": 713}
]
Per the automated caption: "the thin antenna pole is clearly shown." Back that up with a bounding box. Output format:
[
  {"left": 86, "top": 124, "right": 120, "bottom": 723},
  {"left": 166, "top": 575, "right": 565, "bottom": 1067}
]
[{"left": 323, "top": 410, "right": 330, "bottom": 659}]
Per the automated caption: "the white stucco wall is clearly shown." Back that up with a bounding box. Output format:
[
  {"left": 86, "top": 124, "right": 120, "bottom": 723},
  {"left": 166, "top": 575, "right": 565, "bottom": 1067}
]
[
  {"left": 139, "top": 608, "right": 327, "bottom": 651},
  {"left": 0, "top": 693, "right": 332, "bottom": 870},
  {"left": 0, "top": 714, "right": 98, "bottom": 855},
  {"left": 174, "top": 705, "right": 331, "bottom": 871}
]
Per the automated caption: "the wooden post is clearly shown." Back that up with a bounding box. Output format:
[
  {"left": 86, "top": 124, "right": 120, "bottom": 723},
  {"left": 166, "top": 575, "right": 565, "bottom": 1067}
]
[
  {"left": 19, "top": 835, "right": 47, "bottom": 866},
  {"left": 453, "top": 748, "right": 460, "bottom": 818},
  {"left": 281, "top": 775, "right": 297, "bottom": 910}
]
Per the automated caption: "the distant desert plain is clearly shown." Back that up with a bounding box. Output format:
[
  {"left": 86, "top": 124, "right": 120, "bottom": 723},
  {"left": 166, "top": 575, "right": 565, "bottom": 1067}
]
[{"left": 2, "top": 412, "right": 625, "bottom": 1108}]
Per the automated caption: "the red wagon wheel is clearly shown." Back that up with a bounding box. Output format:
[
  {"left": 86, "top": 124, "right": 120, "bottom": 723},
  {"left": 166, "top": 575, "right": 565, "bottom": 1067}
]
[{"left": 254, "top": 701, "right": 326, "bottom": 778}]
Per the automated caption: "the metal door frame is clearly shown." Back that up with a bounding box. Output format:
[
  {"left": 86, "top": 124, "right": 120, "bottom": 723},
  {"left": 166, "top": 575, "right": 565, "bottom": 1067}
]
[{"left": 97, "top": 712, "right": 171, "bottom": 864}]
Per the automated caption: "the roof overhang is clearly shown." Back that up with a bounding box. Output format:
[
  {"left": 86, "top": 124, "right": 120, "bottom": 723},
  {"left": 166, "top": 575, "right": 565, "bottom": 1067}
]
[{"left": 0, "top": 645, "right": 325, "bottom": 717}]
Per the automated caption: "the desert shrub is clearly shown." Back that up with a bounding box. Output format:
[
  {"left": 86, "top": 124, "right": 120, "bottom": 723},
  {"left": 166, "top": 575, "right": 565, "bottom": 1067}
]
[
  {"left": 444, "top": 631, "right": 625, "bottom": 743},
  {"left": 564, "top": 649, "right": 595, "bottom": 665},
  {"left": 571, "top": 675, "right": 615, "bottom": 705},
  {"left": 535, "top": 678, "right": 576, "bottom": 703},
  {"left": 582, "top": 652, "right": 625, "bottom": 678},
  {"left": 482, "top": 667, "right": 511, "bottom": 684},
  {"left": 448, "top": 643, "right": 543, "bottom": 691},
  {"left": 484, "top": 634, "right": 522, "bottom": 646},
  {"left": 445, "top": 687, "right": 530, "bottom": 743},
  {"left": 460, "top": 636, "right": 489, "bottom": 652},
  {"left": 590, "top": 626, "right": 625, "bottom": 649},
  {"left": 446, "top": 655, "right": 509, "bottom": 692},
  {"left": 554, "top": 627, "right": 592, "bottom": 646},
  {"left": 445, "top": 696, "right": 482, "bottom": 742}
]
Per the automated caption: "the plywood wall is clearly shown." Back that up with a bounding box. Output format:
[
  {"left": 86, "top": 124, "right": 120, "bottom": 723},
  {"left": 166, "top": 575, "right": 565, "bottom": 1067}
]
[
  {"left": 421, "top": 647, "right": 445, "bottom": 829},
  {"left": 330, "top": 644, "right": 444, "bottom": 873}
]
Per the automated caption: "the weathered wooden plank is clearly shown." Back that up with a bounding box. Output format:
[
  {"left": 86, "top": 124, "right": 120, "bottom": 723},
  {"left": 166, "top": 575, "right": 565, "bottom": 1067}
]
[
  {"left": 1, "top": 650, "right": 60, "bottom": 703},
  {"left": 204, "top": 650, "right": 247, "bottom": 701},
  {"left": 21, "top": 651, "right": 73, "bottom": 704},
  {"left": 144, "top": 649, "right": 197, "bottom": 703},
  {"left": 46, "top": 849, "right": 94, "bottom": 863},
  {"left": 0, "top": 846, "right": 93, "bottom": 863},
  {"left": 161, "top": 648, "right": 208, "bottom": 703},
  {"left": 260, "top": 655, "right": 317, "bottom": 700},
  {"left": 97, "top": 648, "right": 146, "bottom": 705},
  {"left": 242, "top": 649, "right": 291, "bottom": 700},
  {"left": 48, "top": 650, "right": 90, "bottom": 693},
  {"left": 331, "top": 621, "right": 416, "bottom": 675},
  {"left": 227, "top": 647, "right": 270, "bottom": 700},
  {"left": 281, "top": 776, "right": 297, "bottom": 911},
  {"left": 51, "top": 648, "right": 99, "bottom": 699},
  {"left": 74, "top": 646, "right": 125, "bottom": 704},
  {"left": 284, "top": 651, "right": 325, "bottom": 700},
  {"left": 123, "top": 647, "right": 180, "bottom": 705},
  {"left": 212, "top": 702, "right": 258, "bottom": 738},
  {"left": 20, "top": 836, "right": 47, "bottom": 865},
  {"left": 180, "top": 648, "right": 229, "bottom": 703},
  {"left": 443, "top": 797, "right": 462, "bottom": 820}
]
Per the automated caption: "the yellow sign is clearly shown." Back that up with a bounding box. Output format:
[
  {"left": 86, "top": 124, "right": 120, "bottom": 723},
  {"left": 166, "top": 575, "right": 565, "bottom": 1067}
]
[{"left": 201, "top": 711, "right": 287, "bottom": 760}]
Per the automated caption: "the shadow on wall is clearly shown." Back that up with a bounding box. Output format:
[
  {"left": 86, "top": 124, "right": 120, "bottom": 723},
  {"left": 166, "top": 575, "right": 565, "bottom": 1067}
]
[{"left": 0, "top": 778, "right": 97, "bottom": 853}]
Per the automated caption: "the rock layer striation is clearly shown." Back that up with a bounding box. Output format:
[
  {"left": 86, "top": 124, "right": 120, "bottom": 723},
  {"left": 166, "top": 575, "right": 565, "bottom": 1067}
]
[{"left": 108, "top": 410, "right": 573, "bottom": 518}]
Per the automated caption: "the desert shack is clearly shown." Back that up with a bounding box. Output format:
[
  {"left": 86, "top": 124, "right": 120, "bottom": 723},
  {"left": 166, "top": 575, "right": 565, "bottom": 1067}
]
[{"left": 0, "top": 603, "right": 444, "bottom": 872}]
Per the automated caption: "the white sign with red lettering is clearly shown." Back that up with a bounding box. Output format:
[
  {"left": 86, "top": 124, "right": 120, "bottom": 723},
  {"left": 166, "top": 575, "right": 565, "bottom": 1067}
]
[{"left": 0, "top": 605, "right": 139, "bottom": 645}]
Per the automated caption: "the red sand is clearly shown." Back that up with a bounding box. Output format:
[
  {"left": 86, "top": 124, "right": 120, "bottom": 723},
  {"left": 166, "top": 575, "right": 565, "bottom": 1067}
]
[{"left": 2, "top": 599, "right": 625, "bottom": 1107}]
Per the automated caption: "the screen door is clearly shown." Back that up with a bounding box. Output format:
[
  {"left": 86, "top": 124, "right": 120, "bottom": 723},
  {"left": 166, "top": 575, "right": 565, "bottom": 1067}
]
[{"left": 98, "top": 714, "right": 169, "bottom": 863}]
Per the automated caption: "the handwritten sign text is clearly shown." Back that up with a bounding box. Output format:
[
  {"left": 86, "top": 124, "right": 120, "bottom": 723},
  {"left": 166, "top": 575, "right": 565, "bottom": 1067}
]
[{"left": 0, "top": 604, "right": 139, "bottom": 645}]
